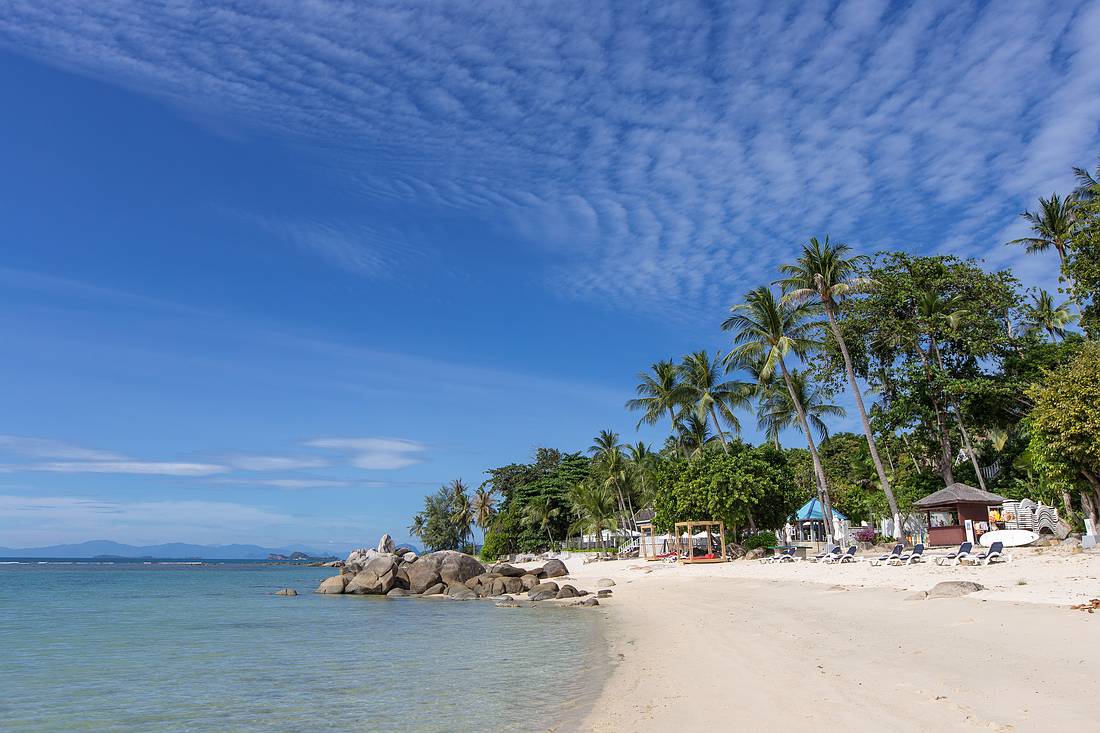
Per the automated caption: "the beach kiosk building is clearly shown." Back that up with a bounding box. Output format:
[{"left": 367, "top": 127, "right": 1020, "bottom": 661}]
[
  {"left": 791, "top": 498, "right": 847, "bottom": 543},
  {"left": 913, "top": 483, "right": 1007, "bottom": 547}
]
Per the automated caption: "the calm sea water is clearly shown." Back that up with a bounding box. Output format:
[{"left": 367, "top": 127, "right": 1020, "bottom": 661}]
[{"left": 0, "top": 561, "right": 605, "bottom": 732}]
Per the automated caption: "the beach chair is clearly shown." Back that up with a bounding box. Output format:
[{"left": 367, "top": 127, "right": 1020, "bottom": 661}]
[
  {"left": 811, "top": 544, "right": 839, "bottom": 563},
  {"left": 935, "top": 542, "right": 973, "bottom": 566},
  {"left": 869, "top": 543, "right": 904, "bottom": 566},
  {"left": 901, "top": 543, "right": 925, "bottom": 565},
  {"left": 824, "top": 546, "right": 856, "bottom": 564},
  {"left": 974, "top": 541, "right": 1011, "bottom": 565},
  {"left": 761, "top": 547, "right": 797, "bottom": 564}
]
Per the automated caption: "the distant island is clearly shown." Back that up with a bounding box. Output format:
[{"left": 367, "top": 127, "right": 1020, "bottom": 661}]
[
  {"left": 0, "top": 540, "right": 341, "bottom": 560},
  {"left": 266, "top": 551, "right": 337, "bottom": 562}
]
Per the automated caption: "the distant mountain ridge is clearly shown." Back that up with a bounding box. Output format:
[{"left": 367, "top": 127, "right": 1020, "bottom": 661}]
[{"left": 0, "top": 540, "right": 340, "bottom": 560}]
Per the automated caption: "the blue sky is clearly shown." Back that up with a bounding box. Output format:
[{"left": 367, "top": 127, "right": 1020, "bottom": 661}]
[{"left": 1, "top": 1, "right": 1097, "bottom": 550}]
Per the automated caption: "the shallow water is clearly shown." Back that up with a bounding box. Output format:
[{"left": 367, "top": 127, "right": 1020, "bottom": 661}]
[{"left": 0, "top": 562, "right": 605, "bottom": 732}]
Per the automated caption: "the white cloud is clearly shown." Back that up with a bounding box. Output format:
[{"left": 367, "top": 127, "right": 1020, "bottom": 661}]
[
  {"left": 0, "top": 0, "right": 1096, "bottom": 315},
  {"left": 215, "top": 478, "right": 349, "bottom": 490},
  {"left": 0, "top": 435, "right": 124, "bottom": 461},
  {"left": 305, "top": 437, "right": 427, "bottom": 470},
  {"left": 224, "top": 455, "right": 329, "bottom": 471},
  {"left": 25, "top": 461, "right": 229, "bottom": 477}
]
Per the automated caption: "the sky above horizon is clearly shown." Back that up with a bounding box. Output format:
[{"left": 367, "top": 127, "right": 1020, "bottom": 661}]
[{"left": 1, "top": 0, "right": 1098, "bottom": 551}]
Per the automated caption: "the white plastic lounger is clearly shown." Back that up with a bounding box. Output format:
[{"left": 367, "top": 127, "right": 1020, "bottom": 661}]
[
  {"left": 811, "top": 544, "right": 840, "bottom": 563},
  {"left": 870, "top": 543, "right": 903, "bottom": 566},
  {"left": 761, "top": 547, "right": 798, "bottom": 564},
  {"left": 972, "top": 541, "right": 1010, "bottom": 565},
  {"left": 825, "top": 546, "right": 857, "bottom": 564},
  {"left": 935, "top": 542, "right": 973, "bottom": 566},
  {"left": 901, "top": 544, "right": 925, "bottom": 565}
]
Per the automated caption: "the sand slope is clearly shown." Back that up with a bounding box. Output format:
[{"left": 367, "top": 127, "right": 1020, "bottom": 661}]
[{"left": 558, "top": 550, "right": 1100, "bottom": 731}]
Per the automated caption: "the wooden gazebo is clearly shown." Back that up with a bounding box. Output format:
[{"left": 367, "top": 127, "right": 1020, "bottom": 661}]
[
  {"left": 914, "top": 483, "right": 1007, "bottom": 547},
  {"left": 634, "top": 509, "right": 661, "bottom": 561},
  {"left": 674, "top": 521, "right": 727, "bottom": 563}
]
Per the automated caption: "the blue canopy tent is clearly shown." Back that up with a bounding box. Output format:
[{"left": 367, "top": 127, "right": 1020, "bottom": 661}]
[{"left": 791, "top": 499, "right": 847, "bottom": 542}]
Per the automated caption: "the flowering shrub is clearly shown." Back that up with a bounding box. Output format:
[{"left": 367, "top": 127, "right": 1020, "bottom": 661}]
[{"left": 852, "top": 527, "right": 876, "bottom": 543}]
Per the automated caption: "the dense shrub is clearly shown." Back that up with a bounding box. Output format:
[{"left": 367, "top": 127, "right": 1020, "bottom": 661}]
[
  {"left": 742, "top": 531, "right": 777, "bottom": 551},
  {"left": 852, "top": 527, "right": 876, "bottom": 543}
]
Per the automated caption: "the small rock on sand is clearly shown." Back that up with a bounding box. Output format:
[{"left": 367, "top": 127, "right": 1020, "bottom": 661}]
[{"left": 597, "top": 578, "right": 616, "bottom": 588}]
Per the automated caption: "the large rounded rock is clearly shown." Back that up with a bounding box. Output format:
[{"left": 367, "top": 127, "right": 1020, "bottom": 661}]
[
  {"left": 542, "top": 559, "right": 568, "bottom": 578},
  {"left": 377, "top": 534, "right": 396, "bottom": 554},
  {"left": 556, "top": 585, "right": 579, "bottom": 599},
  {"left": 366, "top": 555, "right": 397, "bottom": 577},
  {"left": 345, "top": 548, "right": 383, "bottom": 568},
  {"left": 436, "top": 551, "right": 486, "bottom": 586},
  {"left": 926, "top": 581, "right": 986, "bottom": 599},
  {"left": 596, "top": 578, "right": 616, "bottom": 588},
  {"left": 407, "top": 561, "right": 442, "bottom": 594},
  {"left": 447, "top": 585, "right": 478, "bottom": 600},
  {"left": 345, "top": 571, "right": 381, "bottom": 594},
  {"left": 529, "top": 589, "right": 558, "bottom": 601},
  {"left": 502, "top": 576, "right": 524, "bottom": 594},
  {"left": 421, "top": 583, "right": 445, "bottom": 596},
  {"left": 492, "top": 564, "right": 525, "bottom": 577},
  {"left": 402, "top": 552, "right": 418, "bottom": 563},
  {"left": 386, "top": 587, "right": 411, "bottom": 597},
  {"left": 520, "top": 574, "right": 539, "bottom": 591},
  {"left": 528, "top": 581, "right": 559, "bottom": 599},
  {"left": 315, "top": 575, "right": 348, "bottom": 594}
]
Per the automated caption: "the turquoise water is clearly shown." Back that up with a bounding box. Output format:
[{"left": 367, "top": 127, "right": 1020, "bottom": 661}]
[{"left": 0, "top": 562, "right": 605, "bottom": 732}]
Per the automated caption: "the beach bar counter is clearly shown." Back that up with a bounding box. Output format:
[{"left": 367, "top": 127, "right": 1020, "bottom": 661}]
[{"left": 913, "top": 483, "right": 1007, "bottom": 547}]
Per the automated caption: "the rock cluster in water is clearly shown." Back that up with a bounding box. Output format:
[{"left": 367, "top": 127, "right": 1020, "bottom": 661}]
[{"left": 314, "top": 537, "right": 600, "bottom": 607}]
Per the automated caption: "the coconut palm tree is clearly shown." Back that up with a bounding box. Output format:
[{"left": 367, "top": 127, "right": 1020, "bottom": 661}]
[
  {"left": 524, "top": 495, "right": 560, "bottom": 547},
  {"left": 626, "top": 441, "right": 659, "bottom": 509},
  {"left": 722, "top": 286, "right": 837, "bottom": 541},
  {"left": 1073, "top": 156, "right": 1099, "bottom": 201},
  {"left": 758, "top": 368, "right": 845, "bottom": 444},
  {"left": 626, "top": 360, "right": 686, "bottom": 456},
  {"left": 777, "top": 235, "right": 903, "bottom": 538},
  {"left": 448, "top": 479, "right": 474, "bottom": 548},
  {"left": 678, "top": 350, "right": 752, "bottom": 452},
  {"left": 1024, "top": 289, "right": 1077, "bottom": 341},
  {"left": 568, "top": 479, "right": 620, "bottom": 551},
  {"left": 672, "top": 410, "right": 715, "bottom": 458},
  {"left": 471, "top": 486, "right": 498, "bottom": 532},
  {"left": 588, "top": 430, "right": 635, "bottom": 532},
  {"left": 1008, "top": 193, "right": 1075, "bottom": 270}
]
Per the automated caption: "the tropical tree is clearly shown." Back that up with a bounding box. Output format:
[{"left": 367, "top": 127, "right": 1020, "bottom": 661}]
[
  {"left": 678, "top": 350, "right": 752, "bottom": 452},
  {"left": 1008, "top": 193, "right": 1075, "bottom": 270},
  {"left": 1072, "top": 156, "right": 1099, "bottom": 201},
  {"left": 777, "top": 235, "right": 903, "bottom": 537},
  {"left": 567, "top": 479, "right": 620, "bottom": 551},
  {"left": 722, "top": 286, "right": 837, "bottom": 541},
  {"left": 589, "top": 429, "right": 636, "bottom": 531},
  {"left": 626, "top": 360, "right": 686, "bottom": 456},
  {"left": 448, "top": 479, "right": 474, "bottom": 548},
  {"left": 524, "top": 495, "right": 561, "bottom": 546},
  {"left": 1023, "top": 289, "right": 1076, "bottom": 341},
  {"left": 471, "top": 486, "right": 498, "bottom": 532},
  {"left": 671, "top": 411, "right": 715, "bottom": 458},
  {"left": 758, "top": 368, "right": 845, "bottom": 445}
]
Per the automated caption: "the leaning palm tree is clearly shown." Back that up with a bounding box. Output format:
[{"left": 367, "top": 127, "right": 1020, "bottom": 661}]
[
  {"left": 678, "top": 350, "right": 752, "bottom": 452},
  {"left": 1073, "top": 156, "right": 1099, "bottom": 201},
  {"left": 777, "top": 235, "right": 903, "bottom": 538},
  {"left": 524, "top": 495, "right": 560, "bottom": 548},
  {"left": 471, "top": 486, "right": 497, "bottom": 532},
  {"left": 1024, "top": 289, "right": 1077, "bottom": 341},
  {"left": 1008, "top": 193, "right": 1075, "bottom": 270},
  {"left": 722, "top": 286, "right": 837, "bottom": 541},
  {"left": 626, "top": 360, "right": 686, "bottom": 456},
  {"left": 758, "top": 368, "right": 845, "bottom": 444}
]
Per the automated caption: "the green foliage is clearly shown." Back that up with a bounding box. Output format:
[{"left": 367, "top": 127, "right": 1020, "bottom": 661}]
[
  {"left": 742, "top": 531, "right": 777, "bottom": 551},
  {"left": 410, "top": 482, "right": 472, "bottom": 551},
  {"left": 652, "top": 442, "right": 801, "bottom": 533},
  {"left": 1027, "top": 342, "right": 1100, "bottom": 495},
  {"left": 1067, "top": 193, "right": 1100, "bottom": 338}
]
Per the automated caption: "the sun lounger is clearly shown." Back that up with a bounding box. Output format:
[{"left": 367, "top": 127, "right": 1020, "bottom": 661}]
[
  {"left": 972, "top": 541, "right": 1011, "bottom": 565},
  {"left": 760, "top": 547, "right": 797, "bottom": 564},
  {"left": 901, "top": 543, "right": 925, "bottom": 565},
  {"left": 824, "top": 545, "right": 857, "bottom": 564},
  {"left": 935, "top": 542, "right": 973, "bottom": 566},
  {"left": 811, "top": 544, "right": 840, "bottom": 563},
  {"left": 870, "top": 543, "right": 904, "bottom": 566}
]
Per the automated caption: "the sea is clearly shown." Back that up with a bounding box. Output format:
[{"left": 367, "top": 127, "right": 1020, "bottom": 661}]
[{"left": 0, "top": 559, "right": 606, "bottom": 732}]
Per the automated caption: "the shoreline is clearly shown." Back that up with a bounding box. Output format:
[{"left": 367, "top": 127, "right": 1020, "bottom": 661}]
[{"left": 548, "top": 549, "right": 1100, "bottom": 731}]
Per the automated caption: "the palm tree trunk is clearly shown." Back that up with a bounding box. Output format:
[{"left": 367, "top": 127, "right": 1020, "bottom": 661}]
[
  {"left": 708, "top": 406, "right": 730, "bottom": 452},
  {"left": 669, "top": 407, "right": 688, "bottom": 459},
  {"left": 952, "top": 403, "right": 987, "bottom": 491},
  {"left": 824, "top": 304, "right": 902, "bottom": 538},
  {"left": 778, "top": 356, "right": 835, "bottom": 543}
]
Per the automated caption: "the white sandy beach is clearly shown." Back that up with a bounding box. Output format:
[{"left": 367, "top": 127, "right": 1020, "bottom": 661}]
[{"left": 549, "top": 546, "right": 1100, "bottom": 732}]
